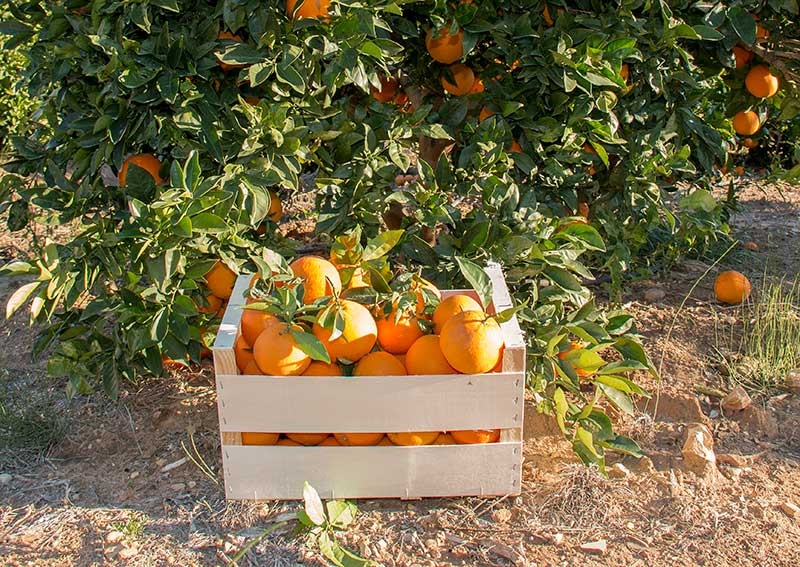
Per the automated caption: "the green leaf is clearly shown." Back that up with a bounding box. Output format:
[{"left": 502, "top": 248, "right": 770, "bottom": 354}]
[
  {"left": 292, "top": 329, "right": 331, "bottom": 364},
  {"left": 556, "top": 223, "right": 606, "bottom": 251},
  {"left": 562, "top": 348, "right": 606, "bottom": 374},
  {"left": 191, "top": 213, "right": 228, "bottom": 232},
  {"left": 362, "top": 230, "right": 403, "bottom": 261},
  {"left": 553, "top": 387, "right": 568, "bottom": 434},
  {"left": 596, "top": 382, "right": 635, "bottom": 414},
  {"left": 326, "top": 500, "right": 356, "bottom": 529},
  {"left": 302, "top": 482, "right": 326, "bottom": 526},
  {"left": 454, "top": 256, "right": 493, "bottom": 310},
  {"left": 494, "top": 302, "right": 526, "bottom": 324},
  {"left": 599, "top": 434, "right": 644, "bottom": 457},
  {"left": 0, "top": 261, "right": 37, "bottom": 276},
  {"left": 543, "top": 266, "right": 583, "bottom": 292},
  {"left": 418, "top": 124, "right": 453, "bottom": 140},
  {"left": 6, "top": 281, "right": 40, "bottom": 318},
  {"left": 728, "top": 6, "right": 757, "bottom": 45}
]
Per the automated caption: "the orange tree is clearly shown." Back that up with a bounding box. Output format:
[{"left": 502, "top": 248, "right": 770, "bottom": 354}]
[{"left": 0, "top": 0, "right": 797, "bottom": 468}]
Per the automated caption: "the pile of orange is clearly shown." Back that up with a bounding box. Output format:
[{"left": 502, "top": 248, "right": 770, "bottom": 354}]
[{"left": 231, "top": 253, "right": 508, "bottom": 447}]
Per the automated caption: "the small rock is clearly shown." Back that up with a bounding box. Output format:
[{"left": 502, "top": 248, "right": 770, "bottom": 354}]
[
  {"left": 552, "top": 533, "right": 565, "bottom": 546},
  {"left": 718, "top": 465, "right": 743, "bottom": 481},
  {"left": 580, "top": 539, "right": 607, "bottom": 555},
  {"left": 0, "top": 473, "right": 12, "bottom": 485},
  {"left": 643, "top": 287, "right": 666, "bottom": 302},
  {"left": 609, "top": 463, "right": 630, "bottom": 478},
  {"left": 717, "top": 453, "right": 755, "bottom": 468},
  {"left": 681, "top": 423, "right": 717, "bottom": 477},
  {"left": 721, "top": 386, "right": 752, "bottom": 412},
  {"left": 377, "top": 539, "right": 388, "bottom": 552},
  {"left": 491, "top": 508, "right": 512, "bottom": 524},
  {"left": 785, "top": 369, "right": 800, "bottom": 394},
  {"left": 105, "top": 531, "right": 125, "bottom": 545},
  {"left": 129, "top": 471, "right": 139, "bottom": 480},
  {"left": 117, "top": 546, "right": 138, "bottom": 560},
  {"left": 779, "top": 501, "right": 799, "bottom": 518},
  {"left": 168, "top": 482, "right": 186, "bottom": 492}
]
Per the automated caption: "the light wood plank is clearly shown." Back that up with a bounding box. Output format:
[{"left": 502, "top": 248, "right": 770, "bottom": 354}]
[
  {"left": 217, "top": 372, "right": 524, "bottom": 433},
  {"left": 223, "top": 443, "right": 522, "bottom": 500}
]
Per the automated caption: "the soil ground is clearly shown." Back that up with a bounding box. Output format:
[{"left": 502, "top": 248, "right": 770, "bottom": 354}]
[{"left": 1, "top": 175, "right": 799, "bottom": 567}]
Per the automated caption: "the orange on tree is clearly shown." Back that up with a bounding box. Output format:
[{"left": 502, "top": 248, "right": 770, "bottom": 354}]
[
  {"left": 620, "top": 63, "right": 629, "bottom": 83},
  {"left": 425, "top": 24, "right": 464, "bottom": 64},
  {"left": 469, "top": 78, "right": 485, "bottom": 94},
  {"left": 302, "top": 360, "right": 343, "bottom": 375},
  {"left": 268, "top": 189, "right": 282, "bottom": 223},
  {"left": 289, "top": 255, "right": 342, "bottom": 304},
  {"left": 197, "top": 293, "right": 223, "bottom": 315},
  {"left": 714, "top": 270, "right": 751, "bottom": 304},
  {"left": 118, "top": 153, "right": 164, "bottom": 187},
  {"left": 286, "top": 432, "right": 329, "bottom": 445},
  {"left": 241, "top": 308, "right": 279, "bottom": 345},
  {"left": 732, "top": 110, "right": 760, "bottom": 136},
  {"left": 432, "top": 293, "right": 482, "bottom": 334},
  {"left": 733, "top": 46, "right": 753, "bottom": 69},
  {"left": 371, "top": 75, "right": 399, "bottom": 103},
  {"left": 286, "top": 0, "right": 330, "bottom": 20},
  {"left": 742, "top": 137, "right": 759, "bottom": 149},
  {"left": 441, "top": 63, "right": 475, "bottom": 96},
  {"left": 508, "top": 140, "right": 523, "bottom": 153},
  {"left": 376, "top": 306, "right": 424, "bottom": 354},
  {"left": 312, "top": 299, "right": 377, "bottom": 363},
  {"left": 557, "top": 340, "right": 593, "bottom": 377},
  {"left": 404, "top": 334, "right": 458, "bottom": 375},
  {"left": 745, "top": 65, "right": 780, "bottom": 98},
  {"left": 543, "top": 4, "right": 555, "bottom": 26},
  {"left": 450, "top": 429, "right": 501, "bottom": 444},
  {"left": 353, "top": 351, "right": 407, "bottom": 376},
  {"left": 205, "top": 260, "right": 237, "bottom": 299},
  {"left": 388, "top": 431, "right": 439, "bottom": 446},
  {"left": 439, "top": 310, "right": 504, "bottom": 374},
  {"left": 216, "top": 31, "right": 245, "bottom": 73},
  {"left": 334, "top": 432, "right": 385, "bottom": 446},
  {"left": 478, "top": 106, "right": 496, "bottom": 122},
  {"left": 252, "top": 322, "right": 311, "bottom": 376},
  {"left": 241, "top": 432, "right": 279, "bottom": 446}
]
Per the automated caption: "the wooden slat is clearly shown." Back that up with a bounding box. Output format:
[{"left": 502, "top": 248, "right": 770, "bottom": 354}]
[
  {"left": 217, "top": 372, "right": 524, "bottom": 433},
  {"left": 223, "top": 443, "right": 521, "bottom": 500},
  {"left": 213, "top": 274, "right": 252, "bottom": 375}
]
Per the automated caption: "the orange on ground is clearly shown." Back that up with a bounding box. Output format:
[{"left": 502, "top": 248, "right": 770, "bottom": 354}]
[
  {"left": 371, "top": 76, "right": 399, "bottom": 103},
  {"left": 425, "top": 25, "right": 464, "bottom": 64},
  {"left": 388, "top": 432, "right": 439, "bottom": 446},
  {"left": 713, "top": 270, "right": 751, "bottom": 305},
  {"left": 312, "top": 299, "right": 377, "bottom": 363},
  {"left": 479, "top": 107, "right": 495, "bottom": 122},
  {"left": 434, "top": 433, "right": 456, "bottom": 445},
  {"left": 440, "top": 310, "right": 504, "bottom": 374},
  {"left": 119, "top": 153, "right": 164, "bottom": 187},
  {"left": 334, "top": 433, "right": 385, "bottom": 446},
  {"left": 241, "top": 308, "right": 279, "bottom": 346},
  {"left": 557, "top": 340, "right": 592, "bottom": 377},
  {"left": 450, "top": 429, "right": 501, "bottom": 444},
  {"left": 441, "top": 63, "right": 475, "bottom": 96},
  {"left": 216, "top": 31, "right": 244, "bottom": 73},
  {"left": 286, "top": 433, "right": 329, "bottom": 446},
  {"left": 405, "top": 335, "right": 458, "bottom": 375},
  {"left": 197, "top": 293, "right": 223, "bottom": 315},
  {"left": 241, "top": 432, "right": 279, "bottom": 446},
  {"left": 376, "top": 308, "right": 424, "bottom": 354},
  {"left": 268, "top": 189, "right": 282, "bottom": 223},
  {"left": 286, "top": 0, "right": 330, "bottom": 20},
  {"left": 205, "top": 261, "right": 237, "bottom": 299},
  {"left": 252, "top": 323, "right": 311, "bottom": 376},
  {"left": 733, "top": 46, "right": 753, "bottom": 69},
  {"left": 234, "top": 335, "right": 254, "bottom": 372},
  {"left": 290, "top": 256, "right": 342, "bottom": 304},
  {"left": 302, "top": 360, "right": 343, "bottom": 376},
  {"left": 432, "top": 294, "right": 483, "bottom": 334},
  {"left": 276, "top": 437, "right": 302, "bottom": 446},
  {"left": 745, "top": 65, "right": 780, "bottom": 98},
  {"left": 354, "top": 351, "right": 407, "bottom": 376},
  {"left": 318, "top": 436, "right": 341, "bottom": 446},
  {"left": 732, "top": 110, "right": 760, "bottom": 136}
]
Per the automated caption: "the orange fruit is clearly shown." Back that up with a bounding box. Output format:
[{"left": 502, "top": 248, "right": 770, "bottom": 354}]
[
  {"left": 354, "top": 351, "right": 407, "bottom": 376},
  {"left": 371, "top": 76, "right": 399, "bottom": 103},
  {"left": 333, "top": 432, "right": 385, "bottom": 446},
  {"left": 620, "top": 63, "right": 629, "bottom": 83},
  {"left": 450, "top": 429, "right": 501, "bottom": 444},
  {"left": 376, "top": 307, "right": 424, "bottom": 354},
  {"left": 312, "top": 299, "right": 377, "bottom": 363},
  {"left": 289, "top": 256, "right": 342, "bottom": 304},
  {"left": 441, "top": 63, "right": 475, "bottom": 96},
  {"left": 205, "top": 261, "right": 237, "bottom": 299},
  {"left": 412, "top": 278, "right": 441, "bottom": 315},
  {"left": 241, "top": 432, "right": 279, "bottom": 445},
  {"left": 543, "top": 4, "right": 554, "bottom": 26},
  {"left": 469, "top": 78, "right": 485, "bottom": 94},
  {"left": 405, "top": 335, "right": 458, "bottom": 375},
  {"left": 577, "top": 201, "right": 590, "bottom": 219},
  {"left": 377, "top": 437, "right": 394, "bottom": 446},
  {"left": 432, "top": 294, "right": 483, "bottom": 334},
  {"left": 557, "top": 340, "right": 593, "bottom": 377},
  {"left": 216, "top": 31, "right": 245, "bottom": 73},
  {"left": 252, "top": 323, "right": 311, "bottom": 376},
  {"left": 479, "top": 106, "right": 496, "bottom": 122},
  {"left": 242, "top": 359, "right": 262, "bottom": 375},
  {"left": 286, "top": 0, "right": 330, "bottom": 20},
  {"left": 433, "top": 433, "right": 456, "bottom": 445},
  {"left": 713, "top": 270, "right": 751, "bottom": 304},
  {"left": 742, "top": 137, "right": 759, "bottom": 149},
  {"left": 425, "top": 25, "right": 464, "bottom": 64},
  {"left": 387, "top": 432, "right": 439, "bottom": 446},
  {"left": 755, "top": 23, "right": 769, "bottom": 40},
  {"left": 119, "top": 153, "right": 164, "bottom": 187},
  {"left": 745, "top": 65, "right": 780, "bottom": 98},
  {"left": 241, "top": 308, "right": 279, "bottom": 345},
  {"left": 197, "top": 293, "right": 223, "bottom": 315},
  {"left": 286, "top": 433, "right": 329, "bottom": 446},
  {"left": 732, "top": 110, "right": 760, "bottom": 136},
  {"left": 735, "top": 165, "right": 745, "bottom": 176},
  {"left": 509, "top": 140, "right": 523, "bottom": 153},
  {"left": 319, "top": 436, "right": 341, "bottom": 446},
  {"left": 733, "top": 46, "right": 753, "bottom": 69},
  {"left": 268, "top": 189, "right": 282, "bottom": 223},
  {"left": 276, "top": 437, "right": 302, "bottom": 446},
  {"left": 302, "top": 360, "right": 343, "bottom": 376},
  {"left": 234, "top": 335, "right": 254, "bottom": 372},
  {"left": 440, "top": 310, "right": 504, "bottom": 374}
]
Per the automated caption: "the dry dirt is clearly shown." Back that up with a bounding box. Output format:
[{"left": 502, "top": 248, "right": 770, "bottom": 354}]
[{"left": 1, "top": 176, "right": 799, "bottom": 567}]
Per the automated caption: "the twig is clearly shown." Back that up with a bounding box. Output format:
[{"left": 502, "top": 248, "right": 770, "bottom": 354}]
[{"left": 226, "top": 521, "right": 288, "bottom": 567}]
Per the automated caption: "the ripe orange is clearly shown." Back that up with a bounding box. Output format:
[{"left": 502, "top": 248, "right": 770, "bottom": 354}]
[
  {"left": 354, "top": 351, "right": 407, "bottom": 376},
  {"left": 371, "top": 76, "right": 399, "bottom": 103},
  {"left": 319, "top": 436, "right": 341, "bottom": 446},
  {"left": 450, "top": 429, "right": 501, "bottom": 444},
  {"left": 557, "top": 340, "right": 593, "bottom": 377},
  {"left": 376, "top": 307, "right": 424, "bottom": 354},
  {"left": 387, "top": 432, "right": 439, "bottom": 446},
  {"left": 742, "top": 137, "right": 759, "bottom": 149},
  {"left": 577, "top": 201, "right": 590, "bottom": 219},
  {"left": 119, "top": 153, "right": 164, "bottom": 187},
  {"left": 241, "top": 432, "right": 279, "bottom": 445},
  {"left": 732, "top": 110, "right": 760, "bottom": 136},
  {"left": 290, "top": 256, "right": 342, "bottom": 304},
  {"left": 412, "top": 278, "right": 441, "bottom": 315},
  {"left": 268, "top": 189, "right": 282, "bottom": 223},
  {"left": 733, "top": 46, "right": 753, "bottom": 69},
  {"left": 286, "top": 0, "right": 330, "bottom": 20},
  {"left": 276, "top": 437, "right": 302, "bottom": 446},
  {"left": 234, "top": 335, "right": 254, "bottom": 372},
  {"left": 425, "top": 25, "right": 464, "bottom": 64},
  {"left": 312, "top": 299, "right": 377, "bottom": 363},
  {"left": 745, "top": 65, "right": 780, "bottom": 98},
  {"left": 755, "top": 23, "right": 770, "bottom": 40},
  {"left": 441, "top": 63, "right": 475, "bottom": 96},
  {"left": 713, "top": 270, "right": 751, "bottom": 304},
  {"left": 479, "top": 106, "right": 496, "bottom": 122},
  {"left": 241, "top": 308, "right": 279, "bottom": 345},
  {"left": 440, "top": 310, "right": 504, "bottom": 374},
  {"left": 242, "top": 359, "right": 262, "bottom": 375},
  {"left": 543, "top": 4, "right": 554, "bottom": 26},
  {"left": 197, "top": 293, "right": 223, "bottom": 315},
  {"left": 433, "top": 433, "right": 456, "bottom": 445},
  {"left": 620, "top": 63, "right": 629, "bottom": 83},
  {"left": 333, "top": 432, "right": 385, "bottom": 446},
  {"left": 205, "top": 261, "right": 237, "bottom": 299},
  {"left": 377, "top": 437, "right": 394, "bottom": 446},
  {"left": 469, "top": 78, "right": 485, "bottom": 94},
  {"left": 216, "top": 31, "right": 245, "bottom": 73},
  {"left": 286, "top": 433, "right": 329, "bottom": 446},
  {"left": 252, "top": 323, "right": 311, "bottom": 376},
  {"left": 509, "top": 140, "right": 523, "bottom": 153},
  {"left": 432, "top": 294, "right": 482, "bottom": 334},
  {"left": 302, "top": 360, "right": 343, "bottom": 376},
  {"left": 404, "top": 335, "right": 458, "bottom": 375}
]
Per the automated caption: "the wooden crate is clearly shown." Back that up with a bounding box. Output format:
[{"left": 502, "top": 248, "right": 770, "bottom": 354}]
[{"left": 212, "top": 262, "right": 525, "bottom": 500}]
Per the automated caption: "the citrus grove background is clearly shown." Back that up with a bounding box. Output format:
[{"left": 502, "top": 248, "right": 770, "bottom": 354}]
[{"left": 0, "top": 0, "right": 799, "bottom": 469}]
